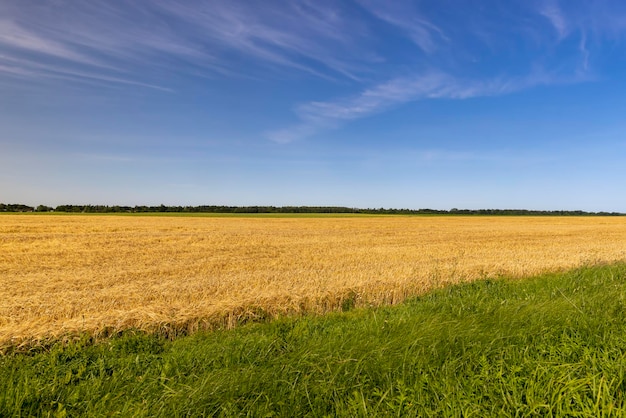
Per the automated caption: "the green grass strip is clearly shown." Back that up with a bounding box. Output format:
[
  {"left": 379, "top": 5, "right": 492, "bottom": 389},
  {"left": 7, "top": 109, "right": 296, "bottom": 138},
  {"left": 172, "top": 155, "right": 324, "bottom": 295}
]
[{"left": 2, "top": 263, "right": 626, "bottom": 416}]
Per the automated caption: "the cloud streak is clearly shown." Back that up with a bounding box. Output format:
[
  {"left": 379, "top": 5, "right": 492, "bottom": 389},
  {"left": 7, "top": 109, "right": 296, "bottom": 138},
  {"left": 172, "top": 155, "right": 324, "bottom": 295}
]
[
  {"left": 267, "top": 69, "right": 579, "bottom": 143},
  {"left": 153, "top": 0, "right": 381, "bottom": 80},
  {"left": 539, "top": 1, "right": 569, "bottom": 39},
  {"left": 0, "top": 0, "right": 380, "bottom": 89},
  {"left": 356, "top": 0, "right": 447, "bottom": 53}
]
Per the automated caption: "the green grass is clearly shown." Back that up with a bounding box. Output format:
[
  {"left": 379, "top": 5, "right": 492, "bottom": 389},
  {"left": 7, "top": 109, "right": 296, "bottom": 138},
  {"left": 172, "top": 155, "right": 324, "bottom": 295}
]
[{"left": 3, "top": 263, "right": 626, "bottom": 416}]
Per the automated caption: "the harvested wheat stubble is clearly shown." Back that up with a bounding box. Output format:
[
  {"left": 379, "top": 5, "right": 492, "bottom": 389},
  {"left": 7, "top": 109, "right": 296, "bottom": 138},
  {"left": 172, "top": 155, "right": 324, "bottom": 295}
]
[{"left": 1, "top": 214, "right": 626, "bottom": 350}]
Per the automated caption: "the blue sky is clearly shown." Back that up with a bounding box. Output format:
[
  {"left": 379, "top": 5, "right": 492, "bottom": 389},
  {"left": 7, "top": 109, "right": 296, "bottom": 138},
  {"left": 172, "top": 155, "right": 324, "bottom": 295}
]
[{"left": 2, "top": 0, "right": 626, "bottom": 210}]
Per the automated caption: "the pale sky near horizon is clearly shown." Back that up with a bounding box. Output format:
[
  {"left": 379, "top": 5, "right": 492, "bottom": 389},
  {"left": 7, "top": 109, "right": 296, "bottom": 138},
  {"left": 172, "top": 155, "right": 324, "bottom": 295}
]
[{"left": 2, "top": 0, "right": 626, "bottom": 211}]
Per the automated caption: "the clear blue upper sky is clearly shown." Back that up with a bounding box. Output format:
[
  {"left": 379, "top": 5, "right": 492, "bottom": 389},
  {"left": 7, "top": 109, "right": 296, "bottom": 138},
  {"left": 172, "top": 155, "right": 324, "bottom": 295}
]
[{"left": 2, "top": 0, "right": 626, "bottom": 210}]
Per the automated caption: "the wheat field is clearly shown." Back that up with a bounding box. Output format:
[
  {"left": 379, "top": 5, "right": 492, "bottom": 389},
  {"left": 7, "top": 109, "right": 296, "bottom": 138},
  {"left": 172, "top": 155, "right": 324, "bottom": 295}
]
[{"left": 2, "top": 214, "right": 626, "bottom": 350}]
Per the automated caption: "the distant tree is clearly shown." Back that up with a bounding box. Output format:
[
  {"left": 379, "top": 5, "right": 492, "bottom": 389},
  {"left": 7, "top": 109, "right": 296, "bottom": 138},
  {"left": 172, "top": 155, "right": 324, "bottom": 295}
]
[
  {"left": 1, "top": 204, "right": 34, "bottom": 212},
  {"left": 12, "top": 203, "right": 624, "bottom": 216}
]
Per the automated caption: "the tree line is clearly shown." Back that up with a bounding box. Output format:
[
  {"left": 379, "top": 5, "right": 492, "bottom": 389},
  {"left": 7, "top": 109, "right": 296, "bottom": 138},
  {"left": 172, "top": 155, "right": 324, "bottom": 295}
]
[{"left": 0, "top": 203, "right": 624, "bottom": 216}]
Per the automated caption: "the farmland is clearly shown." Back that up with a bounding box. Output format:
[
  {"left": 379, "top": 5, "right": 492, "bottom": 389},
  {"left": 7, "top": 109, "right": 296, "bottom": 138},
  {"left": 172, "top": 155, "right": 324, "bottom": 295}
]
[{"left": 2, "top": 214, "right": 626, "bottom": 350}]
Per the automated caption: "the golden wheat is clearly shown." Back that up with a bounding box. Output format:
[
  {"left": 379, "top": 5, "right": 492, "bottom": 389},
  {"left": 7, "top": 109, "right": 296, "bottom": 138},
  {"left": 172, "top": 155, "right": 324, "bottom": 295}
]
[{"left": 1, "top": 214, "right": 626, "bottom": 350}]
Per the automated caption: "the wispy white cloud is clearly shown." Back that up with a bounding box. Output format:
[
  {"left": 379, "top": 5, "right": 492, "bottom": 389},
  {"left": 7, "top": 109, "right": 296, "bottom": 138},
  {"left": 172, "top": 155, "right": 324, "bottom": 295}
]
[
  {"left": 0, "top": 61, "right": 37, "bottom": 78},
  {"left": 539, "top": 1, "right": 569, "bottom": 40},
  {"left": 267, "top": 69, "right": 576, "bottom": 143},
  {"left": 356, "top": 0, "right": 447, "bottom": 53},
  {"left": 0, "top": 0, "right": 381, "bottom": 89},
  {"left": 0, "top": 52, "right": 171, "bottom": 91},
  {"left": 532, "top": 1, "right": 626, "bottom": 76},
  {"left": 0, "top": 2, "right": 226, "bottom": 88},
  {"left": 297, "top": 72, "right": 451, "bottom": 123},
  {"left": 0, "top": 19, "right": 102, "bottom": 66},
  {"left": 153, "top": 0, "right": 380, "bottom": 80},
  {"left": 266, "top": 125, "right": 320, "bottom": 145},
  {"left": 579, "top": 33, "right": 590, "bottom": 72}
]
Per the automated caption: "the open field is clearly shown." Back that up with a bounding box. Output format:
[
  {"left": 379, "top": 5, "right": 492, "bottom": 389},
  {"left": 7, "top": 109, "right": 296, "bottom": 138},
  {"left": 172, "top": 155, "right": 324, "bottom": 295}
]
[{"left": 2, "top": 214, "right": 626, "bottom": 350}]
